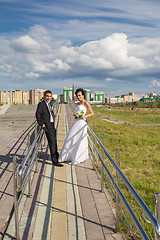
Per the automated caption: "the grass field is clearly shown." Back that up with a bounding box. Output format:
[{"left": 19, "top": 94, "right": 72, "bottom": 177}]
[
  {"left": 88, "top": 106, "right": 160, "bottom": 239},
  {"left": 92, "top": 105, "right": 160, "bottom": 124}
]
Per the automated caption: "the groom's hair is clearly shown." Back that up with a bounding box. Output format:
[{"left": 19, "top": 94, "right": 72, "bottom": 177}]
[
  {"left": 44, "top": 90, "right": 52, "bottom": 96},
  {"left": 75, "top": 88, "right": 85, "bottom": 96}
]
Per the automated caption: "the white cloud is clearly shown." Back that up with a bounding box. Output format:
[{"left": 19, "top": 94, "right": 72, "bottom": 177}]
[
  {"left": 76, "top": 33, "right": 144, "bottom": 69},
  {"left": 68, "top": 19, "right": 81, "bottom": 25},
  {"left": 12, "top": 35, "right": 42, "bottom": 53},
  {"left": 0, "top": 26, "right": 160, "bottom": 86},
  {"left": 46, "top": 59, "right": 71, "bottom": 70},
  {"left": 149, "top": 79, "right": 160, "bottom": 88},
  {"left": 25, "top": 72, "right": 40, "bottom": 78},
  {"left": 105, "top": 78, "right": 112, "bottom": 82}
]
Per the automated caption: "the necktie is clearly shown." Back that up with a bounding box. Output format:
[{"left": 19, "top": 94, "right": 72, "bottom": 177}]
[{"left": 48, "top": 103, "right": 54, "bottom": 122}]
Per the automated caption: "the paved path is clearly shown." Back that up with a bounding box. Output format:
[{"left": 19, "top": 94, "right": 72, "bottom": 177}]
[
  {"left": 3, "top": 104, "right": 124, "bottom": 240},
  {"left": 95, "top": 114, "right": 160, "bottom": 126},
  {"left": 65, "top": 104, "right": 123, "bottom": 240},
  {"left": 0, "top": 105, "right": 37, "bottom": 239},
  {"left": 0, "top": 105, "right": 10, "bottom": 115}
]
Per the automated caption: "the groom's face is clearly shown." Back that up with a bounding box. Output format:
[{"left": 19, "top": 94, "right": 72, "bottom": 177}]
[{"left": 44, "top": 93, "right": 52, "bottom": 102}]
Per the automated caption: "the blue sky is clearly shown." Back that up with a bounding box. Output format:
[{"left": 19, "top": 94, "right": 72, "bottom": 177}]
[{"left": 0, "top": 0, "right": 160, "bottom": 97}]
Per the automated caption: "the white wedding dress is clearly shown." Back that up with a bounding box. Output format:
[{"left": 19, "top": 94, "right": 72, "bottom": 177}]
[{"left": 58, "top": 105, "right": 88, "bottom": 164}]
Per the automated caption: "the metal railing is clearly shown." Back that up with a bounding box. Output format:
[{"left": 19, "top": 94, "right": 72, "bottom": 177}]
[
  {"left": 13, "top": 97, "right": 60, "bottom": 239},
  {"left": 88, "top": 126, "right": 160, "bottom": 240},
  {"left": 68, "top": 98, "right": 160, "bottom": 240}
]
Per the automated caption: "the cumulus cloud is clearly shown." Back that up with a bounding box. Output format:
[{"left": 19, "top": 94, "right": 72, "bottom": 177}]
[
  {"left": 46, "top": 59, "right": 71, "bottom": 70},
  {"left": 25, "top": 72, "right": 40, "bottom": 78},
  {"left": 105, "top": 78, "right": 112, "bottom": 82},
  {"left": 149, "top": 79, "right": 160, "bottom": 88},
  {"left": 12, "top": 35, "right": 42, "bottom": 53},
  {"left": 0, "top": 25, "right": 160, "bottom": 85}
]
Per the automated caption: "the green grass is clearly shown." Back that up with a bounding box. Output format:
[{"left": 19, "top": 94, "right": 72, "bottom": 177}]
[
  {"left": 88, "top": 112, "right": 160, "bottom": 239},
  {"left": 92, "top": 105, "right": 160, "bottom": 124}
]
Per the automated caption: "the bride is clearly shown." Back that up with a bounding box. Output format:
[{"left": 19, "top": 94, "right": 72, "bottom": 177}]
[{"left": 58, "top": 88, "right": 94, "bottom": 164}]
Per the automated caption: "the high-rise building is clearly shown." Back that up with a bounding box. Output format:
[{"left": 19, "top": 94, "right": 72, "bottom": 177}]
[
  {"left": 29, "top": 89, "right": 46, "bottom": 104},
  {"left": 22, "top": 91, "right": 29, "bottom": 104},
  {"left": 0, "top": 90, "right": 28, "bottom": 105},
  {"left": 84, "top": 89, "right": 90, "bottom": 101},
  {"left": 121, "top": 93, "right": 136, "bottom": 103},
  {"left": 129, "top": 92, "right": 136, "bottom": 101},
  {"left": 14, "top": 90, "right": 23, "bottom": 104},
  {"left": 95, "top": 91, "right": 104, "bottom": 103},
  {"left": 90, "top": 91, "right": 95, "bottom": 101},
  {"left": 4, "top": 91, "right": 8, "bottom": 104},
  {"left": 0, "top": 91, "right": 4, "bottom": 104},
  {"left": 72, "top": 84, "right": 74, "bottom": 101},
  {"left": 8, "top": 91, "right": 13, "bottom": 104},
  {"left": 63, "top": 87, "right": 73, "bottom": 103}
]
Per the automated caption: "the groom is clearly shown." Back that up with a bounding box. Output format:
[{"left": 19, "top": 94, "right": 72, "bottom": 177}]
[{"left": 36, "top": 90, "right": 63, "bottom": 167}]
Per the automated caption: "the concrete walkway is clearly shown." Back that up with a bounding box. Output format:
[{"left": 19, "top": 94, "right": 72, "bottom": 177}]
[
  {"left": 0, "top": 105, "right": 10, "bottom": 115},
  {"left": 31, "top": 104, "right": 123, "bottom": 240},
  {"left": 0, "top": 105, "right": 37, "bottom": 239},
  {"left": 95, "top": 113, "right": 160, "bottom": 126},
  {"left": 3, "top": 104, "right": 124, "bottom": 239}
]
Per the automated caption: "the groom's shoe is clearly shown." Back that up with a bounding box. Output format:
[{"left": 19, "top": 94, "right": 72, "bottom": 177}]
[
  {"left": 52, "top": 159, "right": 63, "bottom": 167},
  {"left": 54, "top": 162, "right": 63, "bottom": 167}
]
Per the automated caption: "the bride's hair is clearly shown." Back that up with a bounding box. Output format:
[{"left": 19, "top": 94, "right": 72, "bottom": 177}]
[{"left": 75, "top": 88, "right": 85, "bottom": 96}]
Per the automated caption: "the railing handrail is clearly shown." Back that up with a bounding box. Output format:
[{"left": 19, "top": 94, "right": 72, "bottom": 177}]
[
  {"left": 88, "top": 134, "right": 150, "bottom": 240},
  {"left": 22, "top": 129, "right": 44, "bottom": 186},
  {"left": 67, "top": 97, "right": 160, "bottom": 239},
  {"left": 18, "top": 127, "right": 42, "bottom": 176},
  {"left": 18, "top": 97, "right": 60, "bottom": 177},
  {"left": 87, "top": 125, "right": 160, "bottom": 237},
  {"left": 13, "top": 98, "right": 60, "bottom": 240}
]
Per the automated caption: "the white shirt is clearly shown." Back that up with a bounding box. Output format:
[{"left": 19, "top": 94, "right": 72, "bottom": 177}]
[{"left": 45, "top": 100, "right": 54, "bottom": 123}]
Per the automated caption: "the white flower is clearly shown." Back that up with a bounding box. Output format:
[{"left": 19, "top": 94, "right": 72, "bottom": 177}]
[{"left": 73, "top": 110, "right": 84, "bottom": 119}]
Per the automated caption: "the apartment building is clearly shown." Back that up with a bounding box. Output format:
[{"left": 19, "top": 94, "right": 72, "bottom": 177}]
[
  {"left": 106, "top": 92, "right": 139, "bottom": 104},
  {"left": 121, "top": 93, "right": 137, "bottom": 103},
  {"left": 95, "top": 91, "right": 104, "bottom": 103},
  {"left": 0, "top": 90, "right": 29, "bottom": 105},
  {"left": 0, "top": 91, "right": 4, "bottom": 104},
  {"left": 13, "top": 90, "right": 29, "bottom": 104},
  {"left": 84, "top": 89, "right": 90, "bottom": 101},
  {"left": 29, "top": 89, "right": 46, "bottom": 104},
  {"left": 63, "top": 87, "right": 73, "bottom": 103},
  {"left": 22, "top": 91, "right": 29, "bottom": 104},
  {"left": 107, "top": 97, "right": 124, "bottom": 104}
]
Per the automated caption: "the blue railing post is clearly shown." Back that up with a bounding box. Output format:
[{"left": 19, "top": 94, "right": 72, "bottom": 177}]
[
  {"left": 100, "top": 131, "right": 104, "bottom": 192},
  {"left": 92, "top": 122, "right": 95, "bottom": 170},
  {"left": 13, "top": 155, "right": 20, "bottom": 239},
  {"left": 155, "top": 193, "right": 160, "bottom": 240},
  {"left": 116, "top": 148, "right": 120, "bottom": 228},
  {"left": 27, "top": 133, "right": 31, "bottom": 197}
]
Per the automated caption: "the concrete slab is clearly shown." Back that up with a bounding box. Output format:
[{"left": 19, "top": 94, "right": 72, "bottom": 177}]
[
  {"left": 0, "top": 105, "right": 37, "bottom": 239},
  {"left": 2, "top": 103, "right": 124, "bottom": 240},
  {"left": 65, "top": 103, "right": 124, "bottom": 240}
]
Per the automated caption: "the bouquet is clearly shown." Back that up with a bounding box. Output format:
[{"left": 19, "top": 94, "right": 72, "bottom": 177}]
[{"left": 74, "top": 110, "right": 84, "bottom": 119}]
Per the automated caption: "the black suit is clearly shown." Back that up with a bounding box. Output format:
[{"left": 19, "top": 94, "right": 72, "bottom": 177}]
[{"left": 36, "top": 100, "right": 59, "bottom": 163}]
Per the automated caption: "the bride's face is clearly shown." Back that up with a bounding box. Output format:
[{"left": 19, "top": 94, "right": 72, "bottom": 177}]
[{"left": 76, "top": 91, "right": 84, "bottom": 101}]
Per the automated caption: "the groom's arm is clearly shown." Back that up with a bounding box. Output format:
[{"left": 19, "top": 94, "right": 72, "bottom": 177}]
[{"left": 36, "top": 102, "right": 44, "bottom": 127}]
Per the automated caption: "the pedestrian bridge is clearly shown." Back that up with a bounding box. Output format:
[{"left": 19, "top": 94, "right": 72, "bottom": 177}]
[
  {"left": 1, "top": 103, "right": 123, "bottom": 240},
  {"left": 1, "top": 102, "right": 160, "bottom": 240}
]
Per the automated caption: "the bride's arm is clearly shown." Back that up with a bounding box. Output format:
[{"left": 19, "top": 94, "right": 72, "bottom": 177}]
[{"left": 82, "top": 102, "right": 94, "bottom": 119}]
